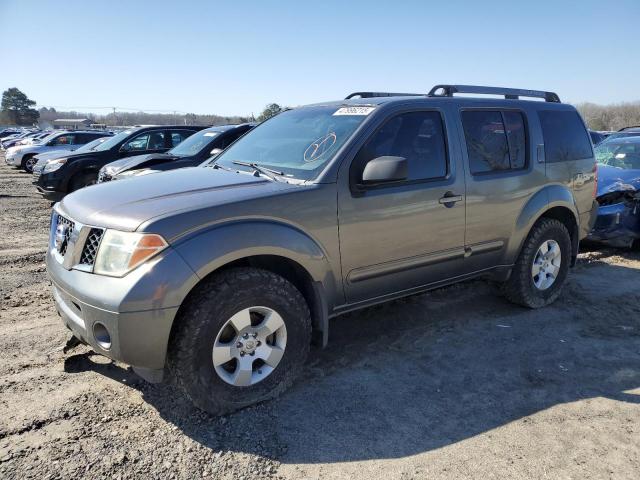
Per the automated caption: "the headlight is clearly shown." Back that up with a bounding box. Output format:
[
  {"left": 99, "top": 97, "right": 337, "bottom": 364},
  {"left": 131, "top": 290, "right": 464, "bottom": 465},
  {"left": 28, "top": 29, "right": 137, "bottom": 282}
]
[
  {"left": 43, "top": 158, "right": 67, "bottom": 173},
  {"left": 93, "top": 230, "right": 168, "bottom": 277}
]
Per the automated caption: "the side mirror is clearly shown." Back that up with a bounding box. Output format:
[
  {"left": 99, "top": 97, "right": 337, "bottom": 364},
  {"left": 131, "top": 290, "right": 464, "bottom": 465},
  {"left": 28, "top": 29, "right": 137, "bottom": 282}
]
[
  {"left": 210, "top": 148, "right": 223, "bottom": 157},
  {"left": 361, "top": 156, "right": 408, "bottom": 184}
]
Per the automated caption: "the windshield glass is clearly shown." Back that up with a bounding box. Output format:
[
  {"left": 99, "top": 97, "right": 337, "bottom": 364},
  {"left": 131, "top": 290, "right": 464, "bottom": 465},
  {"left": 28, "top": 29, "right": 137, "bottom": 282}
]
[
  {"left": 170, "top": 129, "right": 219, "bottom": 156},
  {"left": 214, "top": 106, "right": 373, "bottom": 180},
  {"left": 38, "top": 132, "right": 62, "bottom": 144},
  {"left": 92, "top": 130, "right": 133, "bottom": 151},
  {"left": 76, "top": 137, "right": 108, "bottom": 152},
  {"left": 596, "top": 138, "right": 640, "bottom": 169}
]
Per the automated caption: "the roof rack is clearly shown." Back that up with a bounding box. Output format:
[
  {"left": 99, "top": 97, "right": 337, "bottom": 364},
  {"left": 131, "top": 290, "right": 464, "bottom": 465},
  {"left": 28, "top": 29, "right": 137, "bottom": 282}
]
[
  {"left": 618, "top": 125, "right": 640, "bottom": 132},
  {"left": 427, "top": 84, "right": 561, "bottom": 103},
  {"left": 345, "top": 92, "right": 422, "bottom": 99}
]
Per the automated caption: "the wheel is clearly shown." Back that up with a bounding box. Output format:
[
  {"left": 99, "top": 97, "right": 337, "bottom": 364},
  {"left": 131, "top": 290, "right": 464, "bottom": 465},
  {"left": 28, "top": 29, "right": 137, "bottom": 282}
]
[
  {"left": 21, "top": 154, "right": 37, "bottom": 173},
  {"left": 69, "top": 172, "right": 97, "bottom": 192},
  {"left": 168, "top": 267, "right": 311, "bottom": 415},
  {"left": 502, "top": 218, "right": 571, "bottom": 308}
]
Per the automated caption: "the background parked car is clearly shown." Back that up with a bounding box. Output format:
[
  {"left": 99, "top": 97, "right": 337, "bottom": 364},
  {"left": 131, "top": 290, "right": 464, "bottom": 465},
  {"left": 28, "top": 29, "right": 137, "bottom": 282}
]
[
  {"left": 98, "top": 123, "right": 255, "bottom": 182},
  {"left": 34, "top": 125, "right": 205, "bottom": 200},
  {"left": 5, "top": 130, "right": 112, "bottom": 172},
  {"left": 589, "top": 130, "right": 607, "bottom": 146},
  {"left": 32, "top": 136, "right": 113, "bottom": 178},
  {"left": 1, "top": 130, "right": 39, "bottom": 149},
  {"left": 588, "top": 135, "right": 640, "bottom": 247},
  {"left": 16, "top": 130, "right": 52, "bottom": 146},
  {"left": 0, "top": 127, "right": 22, "bottom": 139}
]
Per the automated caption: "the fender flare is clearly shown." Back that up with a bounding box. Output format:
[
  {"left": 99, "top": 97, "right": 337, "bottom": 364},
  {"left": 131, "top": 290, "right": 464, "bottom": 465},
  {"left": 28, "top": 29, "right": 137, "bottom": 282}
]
[
  {"left": 506, "top": 185, "right": 579, "bottom": 264},
  {"left": 172, "top": 220, "right": 337, "bottom": 342}
]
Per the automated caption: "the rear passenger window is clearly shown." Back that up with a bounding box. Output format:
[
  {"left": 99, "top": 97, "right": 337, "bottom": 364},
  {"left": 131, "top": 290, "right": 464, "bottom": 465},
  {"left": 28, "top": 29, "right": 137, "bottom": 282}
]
[
  {"left": 461, "top": 110, "right": 527, "bottom": 174},
  {"left": 170, "top": 130, "right": 194, "bottom": 147},
  {"left": 539, "top": 110, "right": 592, "bottom": 162},
  {"left": 354, "top": 111, "right": 448, "bottom": 182}
]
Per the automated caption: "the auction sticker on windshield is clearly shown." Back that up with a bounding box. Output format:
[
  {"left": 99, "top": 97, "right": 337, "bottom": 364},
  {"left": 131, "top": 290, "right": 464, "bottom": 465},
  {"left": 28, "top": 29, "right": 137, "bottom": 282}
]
[{"left": 333, "top": 106, "right": 376, "bottom": 116}]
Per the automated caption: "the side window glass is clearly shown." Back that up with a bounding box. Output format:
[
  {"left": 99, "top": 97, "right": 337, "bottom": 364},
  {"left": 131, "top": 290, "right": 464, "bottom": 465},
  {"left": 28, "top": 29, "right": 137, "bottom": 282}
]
[
  {"left": 52, "top": 134, "right": 74, "bottom": 146},
  {"left": 170, "top": 130, "right": 193, "bottom": 147},
  {"left": 539, "top": 110, "right": 592, "bottom": 163},
  {"left": 123, "top": 133, "right": 149, "bottom": 151},
  {"left": 503, "top": 111, "right": 526, "bottom": 169},
  {"left": 353, "top": 111, "right": 448, "bottom": 182},
  {"left": 461, "top": 111, "right": 510, "bottom": 174}
]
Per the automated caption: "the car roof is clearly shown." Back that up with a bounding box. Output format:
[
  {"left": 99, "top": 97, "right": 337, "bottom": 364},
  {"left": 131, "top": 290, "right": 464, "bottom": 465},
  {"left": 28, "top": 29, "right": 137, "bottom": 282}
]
[
  {"left": 600, "top": 135, "right": 640, "bottom": 145},
  {"left": 305, "top": 95, "right": 574, "bottom": 111},
  {"left": 202, "top": 123, "right": 257, "bottom": 133}
]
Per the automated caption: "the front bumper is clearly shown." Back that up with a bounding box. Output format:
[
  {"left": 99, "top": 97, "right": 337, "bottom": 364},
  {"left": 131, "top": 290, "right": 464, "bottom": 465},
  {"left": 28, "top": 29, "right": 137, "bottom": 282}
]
[
  {"left": 35, "top": 171, "right": 66, "bottom": 201},
  {"left": 46, "top": 221, "right": 199, "bottom": 375},
  {"left": 4, "top": 153, "right": 21, "bottom": 166}
]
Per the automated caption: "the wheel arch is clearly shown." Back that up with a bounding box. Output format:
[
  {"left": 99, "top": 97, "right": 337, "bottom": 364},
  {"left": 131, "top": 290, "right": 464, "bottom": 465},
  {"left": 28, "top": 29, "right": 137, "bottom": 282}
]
[
  {"left": 508, "top": 185, "right": 580, "bottom": 266},
  {"left": 170, "top": 222, "right": 337, "bottom": 350}
]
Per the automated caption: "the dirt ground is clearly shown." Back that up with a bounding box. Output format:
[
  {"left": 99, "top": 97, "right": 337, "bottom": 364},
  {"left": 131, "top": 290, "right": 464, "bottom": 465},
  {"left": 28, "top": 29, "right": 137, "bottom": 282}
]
[{"left": 0, "top": 155, "right": 639, "bottom": 480}]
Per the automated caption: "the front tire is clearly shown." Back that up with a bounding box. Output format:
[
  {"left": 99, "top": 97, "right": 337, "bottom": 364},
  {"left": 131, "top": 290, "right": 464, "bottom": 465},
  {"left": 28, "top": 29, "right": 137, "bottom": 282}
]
[
  {"left": 168, "top": 267, "right": 311, "bottom": 415},
  {"left": 503, "top": 218, "right": 572, "bottom": 308},
  {"left": 21, "top": 154, "right": 37, "bottom": 173}
]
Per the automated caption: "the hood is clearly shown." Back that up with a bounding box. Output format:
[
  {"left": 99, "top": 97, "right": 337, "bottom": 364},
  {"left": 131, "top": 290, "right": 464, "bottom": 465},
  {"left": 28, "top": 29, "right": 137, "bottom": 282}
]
[
  {"left": 597, "top": 164, "right": 640, "bottom": 197},
  {"left": 59, "top": 167, "right": 298, "bottom": 233},
  {"left": 103, "top": 153, "right": 175, "bottom": 174}
]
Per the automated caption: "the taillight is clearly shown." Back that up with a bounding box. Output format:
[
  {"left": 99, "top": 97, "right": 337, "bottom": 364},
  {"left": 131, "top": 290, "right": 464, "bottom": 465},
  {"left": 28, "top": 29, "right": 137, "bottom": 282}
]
[{"left": 592, "top": 163, "right": 598, "bottom": 199}]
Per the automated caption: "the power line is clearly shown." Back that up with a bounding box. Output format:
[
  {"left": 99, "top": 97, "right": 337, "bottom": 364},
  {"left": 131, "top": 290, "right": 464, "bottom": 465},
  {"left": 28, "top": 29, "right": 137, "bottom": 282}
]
[{"left": 36, "top": 104, "right": 189, "bottom": 114}]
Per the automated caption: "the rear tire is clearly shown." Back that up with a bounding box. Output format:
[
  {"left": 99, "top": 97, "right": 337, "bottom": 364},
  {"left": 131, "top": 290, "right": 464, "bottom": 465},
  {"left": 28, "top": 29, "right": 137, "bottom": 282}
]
[
  {"left": 69, "top": 171, "right": 97, "bottom": 192},
  {"left": 168, "top": 267, "right": 311, "bottom": 415},
  {"left": 502, "top": 218, "right": 572, "bottom": 308}
]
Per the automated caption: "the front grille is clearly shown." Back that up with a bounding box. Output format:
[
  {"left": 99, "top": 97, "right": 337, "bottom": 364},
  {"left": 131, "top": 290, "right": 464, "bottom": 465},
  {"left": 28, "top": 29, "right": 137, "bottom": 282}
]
[
  {"left": 80, "top": 228, "right": 104, "bottom": 266},
  {"left": 56, "top": 215, "right": 75, "bottom": 256}
]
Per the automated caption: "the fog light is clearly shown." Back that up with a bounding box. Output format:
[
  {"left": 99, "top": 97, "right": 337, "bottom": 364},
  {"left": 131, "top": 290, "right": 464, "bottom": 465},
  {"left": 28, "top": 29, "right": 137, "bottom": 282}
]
[{"left": 93, "top": 322, "right": 112, "bottom": 350}]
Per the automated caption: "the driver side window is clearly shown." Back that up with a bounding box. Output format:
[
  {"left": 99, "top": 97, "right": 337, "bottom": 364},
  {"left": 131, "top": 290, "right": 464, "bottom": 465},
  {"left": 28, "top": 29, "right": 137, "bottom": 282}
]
[
  {"left": 351, "top": 111, "right": 448, "bottom": 184},
  {"left": 122, "top": 132, "right": 166, "bottom": 151},
  {"left": 51, "top": 134, "right": 75, "bottom": 146}
]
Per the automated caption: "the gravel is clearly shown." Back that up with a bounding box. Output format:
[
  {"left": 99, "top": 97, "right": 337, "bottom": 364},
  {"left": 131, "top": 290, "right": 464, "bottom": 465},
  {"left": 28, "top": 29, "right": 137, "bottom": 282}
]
[{"left": 1, "top": 155, "right": 639, "bottom": 479}]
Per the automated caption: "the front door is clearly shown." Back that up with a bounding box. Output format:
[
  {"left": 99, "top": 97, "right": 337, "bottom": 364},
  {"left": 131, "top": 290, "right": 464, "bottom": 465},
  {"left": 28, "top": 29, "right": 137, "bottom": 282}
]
[{"left": 337, "top": 109, "right": 466, "bottom": 303}]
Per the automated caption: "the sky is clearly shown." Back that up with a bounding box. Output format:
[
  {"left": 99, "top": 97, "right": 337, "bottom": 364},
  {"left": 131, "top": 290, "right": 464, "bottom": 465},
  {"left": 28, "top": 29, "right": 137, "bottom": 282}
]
[{"left": 1, "top": 0, "right": 639, "bottom": 117}]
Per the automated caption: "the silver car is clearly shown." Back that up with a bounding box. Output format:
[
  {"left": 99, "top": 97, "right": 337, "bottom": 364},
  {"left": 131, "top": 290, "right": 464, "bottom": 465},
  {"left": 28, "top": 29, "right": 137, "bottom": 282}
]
[
  {"left": 32, "top": 136, "right": 113, "bottom": 178},
  {"left": 5, "top": 130, "right": 111, "bottom": 172}
]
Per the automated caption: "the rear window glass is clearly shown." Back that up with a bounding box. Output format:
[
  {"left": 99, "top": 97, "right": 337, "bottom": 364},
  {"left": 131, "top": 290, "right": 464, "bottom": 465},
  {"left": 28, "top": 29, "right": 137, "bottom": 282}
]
[
  {"left": 539, "top": 110, "right": 592, "bottom": 162},
  {"left": 461, "top": 110, "right": 527, "bottom": 174}
]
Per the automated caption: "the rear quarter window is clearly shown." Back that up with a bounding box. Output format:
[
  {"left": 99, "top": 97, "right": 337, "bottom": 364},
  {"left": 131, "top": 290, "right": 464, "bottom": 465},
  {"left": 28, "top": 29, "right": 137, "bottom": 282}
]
[{"left": 539, "top": 110, "right": 592, "bottom": 162}]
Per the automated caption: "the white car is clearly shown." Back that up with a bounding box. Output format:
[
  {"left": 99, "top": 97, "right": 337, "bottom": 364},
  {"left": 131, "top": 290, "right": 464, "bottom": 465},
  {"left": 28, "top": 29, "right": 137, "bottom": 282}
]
[{"left": 5, "top": 130, "right": 111, "bottom": 172}]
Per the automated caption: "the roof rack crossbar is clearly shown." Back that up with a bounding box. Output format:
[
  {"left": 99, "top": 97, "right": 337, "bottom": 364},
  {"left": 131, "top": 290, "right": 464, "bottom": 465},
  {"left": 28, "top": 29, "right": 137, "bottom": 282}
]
[
  {"left": 427, "top": 85, "right": 561, "bottom": 103},
  {"left": 345, "top": 92, "right": 423, "bottom": 99}
]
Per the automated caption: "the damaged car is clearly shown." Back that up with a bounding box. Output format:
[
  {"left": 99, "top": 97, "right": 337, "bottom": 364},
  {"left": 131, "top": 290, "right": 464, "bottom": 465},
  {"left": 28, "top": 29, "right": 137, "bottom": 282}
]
[{"left": 589, "top": 136, "right": 640, "bottom": 247}]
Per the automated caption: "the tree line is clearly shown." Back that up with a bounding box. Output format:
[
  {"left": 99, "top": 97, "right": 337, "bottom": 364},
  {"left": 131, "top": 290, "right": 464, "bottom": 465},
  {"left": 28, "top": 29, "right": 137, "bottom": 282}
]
[{"left": 3, "top": 87, "right": 639, "bottom": 131}]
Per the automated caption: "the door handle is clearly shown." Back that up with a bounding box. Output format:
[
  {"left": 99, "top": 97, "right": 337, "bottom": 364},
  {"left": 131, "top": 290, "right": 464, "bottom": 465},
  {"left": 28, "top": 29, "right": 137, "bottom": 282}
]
[{"left": 439, "top": 192, "right": 463, "bottom": 206}]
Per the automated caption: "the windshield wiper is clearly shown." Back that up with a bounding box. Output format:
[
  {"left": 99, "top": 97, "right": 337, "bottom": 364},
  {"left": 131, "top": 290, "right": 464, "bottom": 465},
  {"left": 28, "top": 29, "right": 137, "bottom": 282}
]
[{"left": 231, "top": 161, "right": 284, "bottom": 181}]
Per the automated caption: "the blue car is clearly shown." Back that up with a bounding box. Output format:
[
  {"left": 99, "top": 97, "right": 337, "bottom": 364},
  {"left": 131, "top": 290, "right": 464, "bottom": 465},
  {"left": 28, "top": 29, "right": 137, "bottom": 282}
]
[{"left": 589, "top": 136, "right": 640, "bottom": 247}]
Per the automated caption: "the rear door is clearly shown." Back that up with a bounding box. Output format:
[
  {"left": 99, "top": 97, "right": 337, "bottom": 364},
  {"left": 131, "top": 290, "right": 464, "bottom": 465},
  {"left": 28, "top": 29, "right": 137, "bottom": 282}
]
[
  {"left": 337, "top": 107, "right": 466, "bottom": 303},
  {"left": 458, "top": 107, "right": 544, "bottom": 271}
]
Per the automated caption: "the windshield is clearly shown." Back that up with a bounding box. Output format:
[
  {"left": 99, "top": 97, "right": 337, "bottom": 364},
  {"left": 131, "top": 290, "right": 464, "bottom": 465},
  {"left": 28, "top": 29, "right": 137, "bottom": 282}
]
[
  {"left": 76, "top": 137, "right": 108, "bottom": 152},
  {"left": 596, "top": 138, "right": 640, "bottom": 169},
  {"left": 170, "top": 129, "right": 219, "bottom": 156},
  {"left": 214, "top": 106, "right": 373, "bottom": 180},
  {"left": 37, "top": 132, "right": 62, "bottom": 144},
  {"left": 92, "top": 130, "right": 133, "bottom": 151}
]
